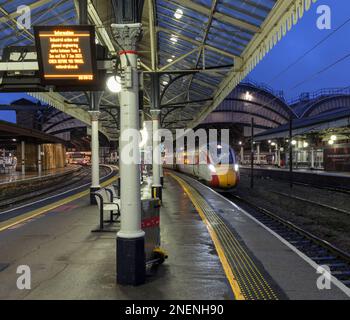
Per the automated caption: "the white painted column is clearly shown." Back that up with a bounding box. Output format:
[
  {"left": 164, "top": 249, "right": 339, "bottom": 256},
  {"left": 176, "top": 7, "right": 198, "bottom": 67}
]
[
  {"left": 151, "top": 109, "right": 161, "bottom": 188},
  {"left": 240, "top": 146, "right": 244, "bottom": 164},
  {"left": 21, "top": 141, "right": 25, "bottom": 175},
  {"left": 89, "top": 111, "right": 100, "bottom": 190},
  {"left": 38, "top": 144, "right": 42, "bottom": 175},
  {"left": 117, "top": 34, "right": 143, "bottom": 240},
  {"left": 257, "top": 143, "right": 261, "bottom": 165},
  {"left": 277, "top": 145, "right": 281, "bottom": 167},
  {"left": 311, "top": 148, "right": 315, "bottom": 169}
]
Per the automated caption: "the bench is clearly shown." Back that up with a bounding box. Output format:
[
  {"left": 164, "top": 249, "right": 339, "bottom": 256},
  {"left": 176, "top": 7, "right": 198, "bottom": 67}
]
[{"left": 92, "top": 186, "right": 120, "bottom": 232}]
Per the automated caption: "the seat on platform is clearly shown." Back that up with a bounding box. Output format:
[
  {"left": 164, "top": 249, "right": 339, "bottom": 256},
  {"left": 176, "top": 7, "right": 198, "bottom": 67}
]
[
  {"left": 93, "top": 188, "right": 120, "bottom": 223},
  {"left": 105, "top": 185, "right": 120, "bottom": 206}
]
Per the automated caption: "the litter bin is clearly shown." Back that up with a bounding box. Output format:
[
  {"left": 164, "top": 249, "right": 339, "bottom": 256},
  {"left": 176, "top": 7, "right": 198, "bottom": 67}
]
[{"left": 141, "top": 198, "right": 167, "bottom": 264}]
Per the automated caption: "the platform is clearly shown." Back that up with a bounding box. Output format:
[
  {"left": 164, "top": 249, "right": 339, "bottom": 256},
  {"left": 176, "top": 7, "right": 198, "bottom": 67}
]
[
  {"left": 0, "top": 173, "right": 232, "bottom": 300},
  {"left": 240, "top": 165, "right": 350, "bottom": 189},
  {"left": 0, "top": 165, "right": 81, "bottom": 186},
  {"left": 0, "top": 172, "right": 349, "bottom": 300}
]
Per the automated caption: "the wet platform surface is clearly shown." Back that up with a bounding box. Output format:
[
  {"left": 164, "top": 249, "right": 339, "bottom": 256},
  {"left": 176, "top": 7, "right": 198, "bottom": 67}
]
[
  {"left": 171, "top": 172, "right": 350, "bottom": 300},
  {"left": 0, "top": 175, "right": 231, "bottom": 300},
  {"left": 0, "top": 171, "right": 349, "bottom": 300}
]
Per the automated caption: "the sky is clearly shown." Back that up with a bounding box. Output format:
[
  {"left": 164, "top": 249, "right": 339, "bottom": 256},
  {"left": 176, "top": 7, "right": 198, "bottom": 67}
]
[
  {"left": 0, "top": 0, "right": 349, "bottom": 122},
  {"left": 248, "top": 0, "right": 350, "bottom": 101}
]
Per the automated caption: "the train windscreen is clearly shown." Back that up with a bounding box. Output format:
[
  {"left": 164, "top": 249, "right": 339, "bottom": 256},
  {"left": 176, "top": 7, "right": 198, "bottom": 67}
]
[{"left": 209, "top": 145, "right": 235, "bottom": 165}]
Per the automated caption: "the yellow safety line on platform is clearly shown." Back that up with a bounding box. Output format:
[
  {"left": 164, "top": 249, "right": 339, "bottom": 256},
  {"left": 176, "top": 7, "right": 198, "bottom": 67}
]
[
  {"left": 169, "top": 172, "right": 245, "bottom": 300},
  {"left": 0, "top": 176, "right": 117, "bottom": 233}
]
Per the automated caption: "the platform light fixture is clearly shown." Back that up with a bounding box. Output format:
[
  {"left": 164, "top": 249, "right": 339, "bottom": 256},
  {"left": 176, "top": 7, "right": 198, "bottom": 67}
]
[
  {"left": 170, "top": 35, "right": 178, "bottom": 43},
  {"left": 174, "top": 9, "right": 183, "bottom": 19},
  {"left": 271, "top": 142, "right": 276, "bottom": 146},
  {"left": 238, "top": 141, "right": 242, "bottom": 145},
  {"left": 303, "top": 142, "right": 309, "bottom": 148},
  {"left": 167, "top": 58, "right": 173, "bottom": 63},
  {"left": 162, "top": 81, "right": 169, "bottom": 86},
  {"left": 291, "top": 140, "right": 297, "bottom": 146},
  {"left": 328, "top": 139, "right": 334, "bottom": 145},
  {"left": 330, "top": 135, "right": 337, "bottom": 141},
  {"left": 106, "top": 75, "right": 122, "bottom": 93},
  {"left": 245, "top": 91, "right": 253, "bottom": 101}
]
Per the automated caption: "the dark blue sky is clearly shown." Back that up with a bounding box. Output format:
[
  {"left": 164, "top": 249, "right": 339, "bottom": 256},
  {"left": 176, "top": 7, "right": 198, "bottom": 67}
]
[
  {"left": 249, "top": 0, "right": 350, "bottom": 100},
  {"left": 1, "top": 1, "right": 349, "bottom": 122}
]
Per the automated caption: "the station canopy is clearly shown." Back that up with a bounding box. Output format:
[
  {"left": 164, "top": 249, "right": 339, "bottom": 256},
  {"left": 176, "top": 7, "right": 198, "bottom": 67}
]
[{"left": 0, "top": 0, "right": 317, "bottom": 141}]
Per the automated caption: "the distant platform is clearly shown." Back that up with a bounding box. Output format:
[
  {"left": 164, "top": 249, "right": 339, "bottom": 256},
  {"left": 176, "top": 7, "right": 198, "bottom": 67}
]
[
  {"left": 0, "top": 165, "right": 81, "bottom": 186},
  {"left": 0, "top": 165, "right": 83, "bottom": 205},
  {"left": 240, "top": 165, "right": 350, "bottom": 189}
]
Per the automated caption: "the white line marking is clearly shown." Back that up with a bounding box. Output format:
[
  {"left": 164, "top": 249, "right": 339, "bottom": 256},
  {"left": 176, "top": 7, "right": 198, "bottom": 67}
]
[{"left": 180, "top": 173, "right": 350, "bottom": 298}]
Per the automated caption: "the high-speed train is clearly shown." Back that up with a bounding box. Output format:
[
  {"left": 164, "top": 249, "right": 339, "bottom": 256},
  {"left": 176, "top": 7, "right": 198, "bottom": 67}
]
[{"left": 164, "top": 143, "right": 240, "bottom": 191}]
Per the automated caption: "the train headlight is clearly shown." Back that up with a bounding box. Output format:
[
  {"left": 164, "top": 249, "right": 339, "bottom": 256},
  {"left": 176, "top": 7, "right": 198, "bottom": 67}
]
[
  {"left": 208, "top": 164, "right": 216, "bottom": 173},
  {"left": 234, "top": 164, "right": 239, "bottom": 172}
]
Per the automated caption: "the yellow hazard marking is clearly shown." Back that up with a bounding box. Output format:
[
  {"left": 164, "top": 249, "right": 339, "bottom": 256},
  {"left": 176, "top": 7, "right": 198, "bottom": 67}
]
[
  {"left": 169, "top": 172, "right": 245, "bottom": 300},
  {"left": 0, "top": 176, "right": 117, "bottom": 233}
]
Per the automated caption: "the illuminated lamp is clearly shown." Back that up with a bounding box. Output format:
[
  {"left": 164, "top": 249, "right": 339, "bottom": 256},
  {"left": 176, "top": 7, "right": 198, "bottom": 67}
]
[
  {"left": 106, "top": 75, "right": 122, "bottom": 93},
  {"left": 174, "top": 9, "right": 183, "bottom": 19}
]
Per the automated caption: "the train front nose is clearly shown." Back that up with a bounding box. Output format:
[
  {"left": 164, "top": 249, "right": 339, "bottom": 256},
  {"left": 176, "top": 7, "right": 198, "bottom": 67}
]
[
  {"left": 211, "top": 165, "right": 239, "bottom": 189},
  {"left": 218, "top": 169, "right": 237, "bottom": 189}
]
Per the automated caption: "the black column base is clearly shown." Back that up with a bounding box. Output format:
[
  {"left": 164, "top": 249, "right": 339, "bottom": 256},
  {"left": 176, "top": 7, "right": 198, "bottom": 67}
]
[
  {"left": 152, "top": 186, "right": 162, "bottom": 202},
  {"left": 117, "top": 236, "right": 145, "bottom": 286},
  {"left": 90, "top": 186, "right": 100, "bottom": 205},
  {"left": 117, "top": 177, "right": 121, "bottom": 197},
  {"left": 160, "top": 176, "right": 164, "bottom": 187}
]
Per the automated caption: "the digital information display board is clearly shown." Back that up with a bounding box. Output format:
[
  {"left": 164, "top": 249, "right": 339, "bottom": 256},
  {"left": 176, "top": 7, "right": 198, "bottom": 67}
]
[{"left": 34, "top": 25, "right": 97, "bottom": 88}]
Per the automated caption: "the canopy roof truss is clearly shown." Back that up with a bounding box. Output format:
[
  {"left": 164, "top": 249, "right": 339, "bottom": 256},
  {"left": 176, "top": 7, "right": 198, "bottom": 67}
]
[{"left": 0, "top": 0, "right": 317, "bottom": 140}]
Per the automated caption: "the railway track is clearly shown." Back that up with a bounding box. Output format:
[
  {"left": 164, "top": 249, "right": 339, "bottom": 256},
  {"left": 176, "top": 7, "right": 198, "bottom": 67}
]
[
  {"left": 271, "top": 190, "right": 350, "bottom": 216},
  {"left": 225, "top": 192, "right": 350, "bottom": 289},
  {"left": 0, "top": 166, "right": 112, "bottom": 211}
]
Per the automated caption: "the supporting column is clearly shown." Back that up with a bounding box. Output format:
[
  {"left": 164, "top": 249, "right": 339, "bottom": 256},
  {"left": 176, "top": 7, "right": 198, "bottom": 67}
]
[
  {"left": 277, "top": 145, "right": 281, "bottom": 167},
  {"left": 89, "top": 110, "right": 101, "bottom": 204},
  {"left": 38, "top": 144, "right": 42, "bottom": 175},
  {"left": 112, "top": 23, "right": 145, "bottom": 286},
  {"left": 240, "top": 146, "right": 244, "bottom": 164},
  {"left": 21, "top": 141, "right": 25, "bottom": 175},
  {"left": 289, "top": 115, "right": 294, "bottom": 188},
  {"left": 250, "top": 117, "right": 254, "bottom": 189},
  {"left": 310, "top": 148, "right": 315, "bottom": 169},
  {"left": 256, "top": 143, "right": 261, "bottom": 165},
  {"left": 150, "top": 73, "right": 162, "bottom": 198},
  {"left": 151, "top": 109, "right": 162, "bottom": 201}
]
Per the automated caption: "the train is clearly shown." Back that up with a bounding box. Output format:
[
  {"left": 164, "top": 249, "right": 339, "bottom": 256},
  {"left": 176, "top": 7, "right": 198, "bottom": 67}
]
[
  {"left": 164, "top": 143, "right": 240, "bottom": 191},
  {"left": 66, "top": 151, "right": 91, "bottom": 166}
]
